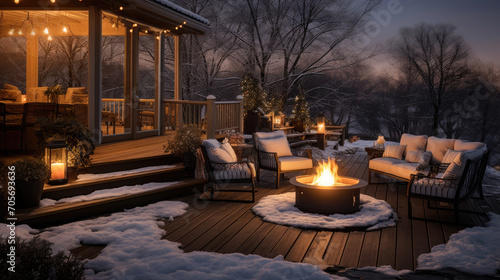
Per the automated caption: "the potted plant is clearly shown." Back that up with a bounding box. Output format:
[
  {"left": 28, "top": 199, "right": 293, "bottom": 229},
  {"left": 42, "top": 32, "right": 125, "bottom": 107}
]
[
  {"left": 241, "top": 74, "right": 268, "bottom": 134},
  {"left": 164, "top": 124, "right": 203, "bottom": 176},
  {"left": 35, "top": 117, "right": 95, "bottom": 179},
  {"left": 12, "top": 158, "right": 49, "bottom": 209},
  {"left": 44, "top": 84, "right": 64, "bottom": 104}
]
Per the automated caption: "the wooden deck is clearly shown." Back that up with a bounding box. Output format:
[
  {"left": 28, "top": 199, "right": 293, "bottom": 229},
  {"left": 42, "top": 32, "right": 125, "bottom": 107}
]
[{"left": 157, "top": 151, "right": 500, "bottom": 271}]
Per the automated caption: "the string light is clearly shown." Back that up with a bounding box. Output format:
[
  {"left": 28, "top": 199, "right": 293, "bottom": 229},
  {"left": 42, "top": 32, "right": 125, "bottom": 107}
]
[
  {"left": 183, "top": 21, "right": 187, "bottom": 25},
  {"left": 14, "top": 0, "right": 20, "bottom": 4},
  {"left": 175, "top": 27, "right": 178, "bottom": 30},
  {"left": 44, "top": 27, "right": 49, "bottom": 34},
  {"left": 18, "top": 29, "right": 22, "bottom": 35},
  {"left": 8, "top": 28, "right": 14, "bottom": 35},
  {"left": 63, "top": 26, "right": 68, "bottom": 33},
  {"left": 48, "top": 34, "right": 53, "bottom": 41},
  {"left": 129, "top": 29, "right": 133, "bottom": 33},
  {"left": 119, "top": 6, "right": 124, "bottom": 10}
]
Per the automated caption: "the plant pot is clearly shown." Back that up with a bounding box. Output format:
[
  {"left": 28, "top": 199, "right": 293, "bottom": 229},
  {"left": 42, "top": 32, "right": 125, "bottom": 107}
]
[
  {"left": 15, "top": 178, "right": 45, "bottom": 209},
  {"left": 183, "top": 153, "right": 197, "bottom": 177},
  {"left": 244, "top": 110, "right": 261, "bottom": 134}
]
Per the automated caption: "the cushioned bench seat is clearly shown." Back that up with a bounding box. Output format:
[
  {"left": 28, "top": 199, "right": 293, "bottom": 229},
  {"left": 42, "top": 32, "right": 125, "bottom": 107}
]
[{"left": 369, "top": 157, "right": 430, "bottom": 181}]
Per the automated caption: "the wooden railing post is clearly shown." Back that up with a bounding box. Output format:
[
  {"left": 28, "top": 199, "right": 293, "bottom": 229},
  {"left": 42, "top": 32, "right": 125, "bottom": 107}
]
[
  {"left": 206, "top": 95, "right": 216, "bottom": 139},
  {"left": 236, "top": 95, "right": 244, "bottom": 134}
]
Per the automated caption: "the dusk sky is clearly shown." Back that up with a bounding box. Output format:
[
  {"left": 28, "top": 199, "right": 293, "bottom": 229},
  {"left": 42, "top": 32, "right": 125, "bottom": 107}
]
[{"left": 367, "top": 0, "right": 500, "bottom": 74}]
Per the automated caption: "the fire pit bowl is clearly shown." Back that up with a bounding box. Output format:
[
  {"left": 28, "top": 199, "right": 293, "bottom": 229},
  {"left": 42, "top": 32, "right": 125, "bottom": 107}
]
[{"left": 290, "top": 175, "right": 368, "bottom": 214}]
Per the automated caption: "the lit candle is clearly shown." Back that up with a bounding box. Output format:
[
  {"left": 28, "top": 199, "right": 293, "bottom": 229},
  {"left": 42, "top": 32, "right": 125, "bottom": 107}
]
[
  {"left": 51, "top": 162, "right": 65, "bottom": 180},
  {"left": 318, "top": 123, "right": 325, "bottom": 134},
  {"left": 22, "top": 95, "right": 27, "bottom": 103}
]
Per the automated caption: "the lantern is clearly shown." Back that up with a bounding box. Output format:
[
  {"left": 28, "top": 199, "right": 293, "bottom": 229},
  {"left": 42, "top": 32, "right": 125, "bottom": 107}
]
[
  {"left": 21, "top": 95, "right": 27, "bottom": 103},
  {"left": 316, "top": 114, "right": 326, "bottom": 150},
  {"left": 376, "top": 135, "right": 386, "bottom": 148},
  {"left": 316, "top": 114, "right": 326, "bottom": 134},
  {"left": 45, "top": 139, "right": 68, "bottom": 185}
]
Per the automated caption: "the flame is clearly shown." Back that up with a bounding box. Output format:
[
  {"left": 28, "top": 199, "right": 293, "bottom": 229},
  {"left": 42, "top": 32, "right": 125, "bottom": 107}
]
[
  {"left": 311, "top": 158, "right": 342, "bottom": 187},
  {"left": 317, "top": 123, "right": 325, "bottom": 133}
]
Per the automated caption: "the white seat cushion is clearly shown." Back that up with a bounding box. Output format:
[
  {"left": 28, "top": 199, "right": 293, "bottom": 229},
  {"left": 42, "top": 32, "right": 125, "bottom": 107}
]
[
  {"left": 213, "top": 162, "right": 256, "bottom": 180},
  {"left": 279, "top": 156, "right": 313, "bottom": 172},
  {"left": 426, "top": 137, "right": 456, "bottom": 163},
  {"left": 369, "top": 157, "right": 429, "bottom": 180},
  {"left": 400, "top": 133, "right": 428, "bottom": 157},
  {"left": 410, "top": 176, "right": 458, "bottom": 199}
]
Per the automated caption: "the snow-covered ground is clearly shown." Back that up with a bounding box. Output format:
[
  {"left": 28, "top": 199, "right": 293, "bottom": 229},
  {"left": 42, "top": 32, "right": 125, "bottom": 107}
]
[
  {"left": 0, "top": 201, "right": 342, "bottom": 280},
  {"left": 76, "top": 165, "right": 176, "bottom": 181},
  {"left": 252, "top": 192, "right": 397, "bottom": 231},
  {"left": 39, "top": 182, "right": 180, "bottom": 207}
]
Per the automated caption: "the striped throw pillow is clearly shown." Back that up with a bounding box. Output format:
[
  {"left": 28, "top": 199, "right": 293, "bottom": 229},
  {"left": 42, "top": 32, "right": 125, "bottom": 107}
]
[{"left": 383, "top": 144, "right": 406, "bottom": 160}]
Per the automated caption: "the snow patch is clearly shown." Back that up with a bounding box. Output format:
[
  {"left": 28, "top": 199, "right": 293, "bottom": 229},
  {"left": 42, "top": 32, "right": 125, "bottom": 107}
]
[
  {"left": 252, "top": 192, "right": 397, "bottom": 231},
  {"left": 39, "top": 182, "right": 180, "bottom": 207},
  {"left": 417, "top": 212, "right": 500, "bottom": 276},
  {"left": 76, "top": 165, "right": 176, "bottom": 181}
]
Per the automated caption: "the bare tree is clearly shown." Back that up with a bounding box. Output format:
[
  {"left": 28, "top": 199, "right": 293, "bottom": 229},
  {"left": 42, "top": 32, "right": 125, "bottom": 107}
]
[{"left": 393, "top": 23, "right": 470, "bottom": 135}]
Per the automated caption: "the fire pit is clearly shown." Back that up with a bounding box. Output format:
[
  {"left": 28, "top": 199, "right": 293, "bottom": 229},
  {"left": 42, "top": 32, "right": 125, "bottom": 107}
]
[{"left": 290, "top": 158, "right": 367, "bottom": 214}]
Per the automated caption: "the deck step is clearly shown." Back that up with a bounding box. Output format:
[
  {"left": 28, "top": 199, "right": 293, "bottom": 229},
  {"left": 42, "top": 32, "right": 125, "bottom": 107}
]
[
  {"left": 16, "top": 178, "right": 207, "bottom": 227},
  {"left": 84, "top": 154, "right": 181, "bottom": 174},
  {"left": 43, "top": 164, "right": 186, "bottom": 200}
]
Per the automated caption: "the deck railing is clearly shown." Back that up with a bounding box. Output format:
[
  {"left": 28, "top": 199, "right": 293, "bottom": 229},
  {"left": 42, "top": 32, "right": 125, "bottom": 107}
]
[{"left": 102, "top": 95, "right": 244, "bottom": 139}]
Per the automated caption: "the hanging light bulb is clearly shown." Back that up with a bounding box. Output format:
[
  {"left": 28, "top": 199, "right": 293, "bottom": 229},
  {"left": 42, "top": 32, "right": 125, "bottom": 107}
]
[
  {"left": 14, "top": 0, "right": 20, "bottom": 4},
  {"left": 63, "top": 26, "right": 68, "bottom": 33},
  {"left": 51, "top": 0, "right": 56, "bottom": 3},
  {"left": 48, "top": 34, "right": 53, "bottom": 41},
  {"left": 183, "top": 21, "right": 187, "bottom": 25},
  {"left": 18, "top": 29, "right": 23, "bottom": 35},
  {"left": 44, "top": 27, "right": 49, "bottom": 34},
  {"left": 31, "top": 29, "right": 36, "bottom": 36},
  {"left": 119, "top": 6, "right": 124, "bottom": 10},
  {"left": 111, "top": 22, "right": 116, "bottom": 28},
  {"left": 8, "top": 28, "right": 15, "bottom": 35}
]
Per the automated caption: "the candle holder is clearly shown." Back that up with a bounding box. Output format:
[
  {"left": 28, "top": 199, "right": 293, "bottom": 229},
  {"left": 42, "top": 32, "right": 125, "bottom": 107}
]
[{"left": 45, "top": 139, "right": 68, "bottom": 185}]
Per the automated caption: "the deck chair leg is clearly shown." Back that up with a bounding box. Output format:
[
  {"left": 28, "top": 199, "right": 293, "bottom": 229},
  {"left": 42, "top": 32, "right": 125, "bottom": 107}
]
[
  {"left": 276, "top": 171, "right": 280, "bottom": 189},
  {"left": 368, "top": 170, "right": 372, "bottom": 184},
  {"left": 408, "top": 195, "right": 413, "bottom": 219}
]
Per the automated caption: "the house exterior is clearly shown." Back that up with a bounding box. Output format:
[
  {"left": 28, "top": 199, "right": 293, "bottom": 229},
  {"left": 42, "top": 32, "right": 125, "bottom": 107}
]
[{"left": 0, "top": 0, "right": 211, "bottom": 146}]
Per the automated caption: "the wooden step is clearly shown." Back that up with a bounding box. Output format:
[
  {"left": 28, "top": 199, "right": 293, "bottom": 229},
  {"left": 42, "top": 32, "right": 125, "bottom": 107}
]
[
  {"left": 84, "top": 154, "right": 181, "bottom": 174},
  {"left": 16, "top": 178, "right": 207, "bottom": 228},
  {"left": 43, "top": 164, "right": 186, "bottom": 200}
]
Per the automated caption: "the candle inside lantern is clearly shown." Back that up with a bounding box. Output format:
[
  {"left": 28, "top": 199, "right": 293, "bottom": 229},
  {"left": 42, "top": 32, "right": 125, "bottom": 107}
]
[
  {"left": 318, "top": 123, "right": 325, "bottom": 134},
  {"left": 51, "top": 162, "right": 65, "bottom": 180},
  {"left": 22, "top": 95, "right": 27, "bottom": 103}
]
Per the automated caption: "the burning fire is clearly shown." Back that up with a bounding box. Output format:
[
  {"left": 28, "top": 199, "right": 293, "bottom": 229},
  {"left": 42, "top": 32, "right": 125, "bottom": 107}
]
[{"left": 311, "top": 158, "right": 343, "bottom": 187}]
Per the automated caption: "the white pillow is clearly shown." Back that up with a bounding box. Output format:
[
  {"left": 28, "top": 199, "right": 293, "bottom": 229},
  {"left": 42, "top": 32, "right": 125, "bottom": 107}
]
[
  {"left": 442, "top": 149, "right": 462, "bottom": 164},
  {"left": 203, "top": 140, "right": 234, "bottom": 163},
  {"left": 383, "top": 144, "right": 406, "bottom": 160},
  {"left": 406, "top": 150, "right": 423, "bottom": 163},
  {"left": 442, "top": 152, "right": 465, "bottom": 179},
  {"left": 259, "top": 137, "right": 293, "bottom": 157},
  {"left": 400, "top": 134, "right": 428, "bottom": 157},
  {"left": 416, "top": 151, "right": 432, "bottom": 171},
  {"left": 221, "top": 139, "right": 238, "bottom": 162}
]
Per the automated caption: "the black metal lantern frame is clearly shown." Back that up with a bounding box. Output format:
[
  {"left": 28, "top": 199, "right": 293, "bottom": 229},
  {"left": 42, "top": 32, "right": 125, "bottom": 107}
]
[{"left": 45, "top": 139, "right": 68, "bottom": 185}]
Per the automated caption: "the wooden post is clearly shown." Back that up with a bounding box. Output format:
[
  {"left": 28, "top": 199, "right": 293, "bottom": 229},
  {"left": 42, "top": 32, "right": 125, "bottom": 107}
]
[
  {"left": 26, "top": 35, "right": 38, "bottom": 89},
  {"left": 317, "top": 133, "right": 326, "bottom": 150},
  {"left": 131, "top": 26, "right": 139, "bottom": 136},
  {"left": 88, "top": 6, "right": 102, "bottom": 144},
  {"left": 157, "top": 34, "right": 165, "bottom": 134},
  {"left": 174, "top": 35, "right": 183, "bottom": 129},
  {"left": 236, "top": 95, "right": 244, "bottom": 134},
  {"left": 206, "top": 95, "right": 216, "bottom": 139}
]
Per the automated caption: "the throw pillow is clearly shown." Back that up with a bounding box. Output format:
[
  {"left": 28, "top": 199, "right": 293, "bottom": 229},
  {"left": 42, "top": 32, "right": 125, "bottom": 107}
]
[
  {"left": 416, "top": 151, "right": 432, "bottom": 171},
  {"left": 406, "top": 150, "right": 423, "bottom": 163},
  {"left": 442, "top": 149, "right": 462, "bottom": 164},
  {"left": 259, "top": 137, "right": 293, "bottom": 157},
  {"left": 442, "top": 152, "right": 465, "bottom": 179},
  {"left": 383, "top": 144, "right": 406, "bottom": 160},
  {"left": 3, "top": 84, "right": 18, "bottom": 90},
  {"left": 426, "top": 136, "right": 456, "bottom": 163},
  {"left": 221, "top": 138, "right": 238, "bottom": 162},
  {"left": 400, "top": 133, "right": 428, "bottom": 157},
  {"left": 203, "top": 139, "right": 234, "bottom": 163}
]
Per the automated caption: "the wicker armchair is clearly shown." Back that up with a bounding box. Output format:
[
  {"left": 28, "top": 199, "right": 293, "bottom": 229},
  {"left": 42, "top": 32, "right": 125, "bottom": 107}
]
[
  {"left": 253, "top": 131, "right": 313, "bottom": 189},
  {"left": 200, "top": 141, "right": 256, "bottom": 203},
  {"left": 407, "top": 151, "right": 489, "bottom": 224}
]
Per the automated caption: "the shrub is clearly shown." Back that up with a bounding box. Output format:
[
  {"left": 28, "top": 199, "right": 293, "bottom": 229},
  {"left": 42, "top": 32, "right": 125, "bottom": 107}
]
[
  {"left": 12, "top": 158, "right": 49, "bottom": 182},
  {"left": 0, "top": 236, "right": 85, "bottom": 280},
  {"left": 164, "top": 124, "right": 203, "bottom": 157}
]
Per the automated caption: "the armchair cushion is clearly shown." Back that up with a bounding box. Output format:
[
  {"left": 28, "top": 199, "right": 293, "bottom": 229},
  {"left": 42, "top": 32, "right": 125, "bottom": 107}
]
[
  {"left": 410, "top": 176, "right": 458, "bottom": 199},
  {"left": 383, "top": 144, "right": 406, "bottom": 160},
  {"left": 213, "top": 162, "right": 256, "bottom": 180},
  {"left": 405, "top": 150, "right": 423, "bottom": 163},
  {"left": 400, "top": 133, "right": 428, "bottom": 157},
  {"left": 426, "top": 137, "right": 456, "bottom": 163},
  {"left": 259, "top": 137, "right": 293, "bottom": 157},
  {"left": 278, "top": 156, "right": 313, "bottom": 172},
  {"left": 454, "top": 140, "right": 487, "bottom": 161},
  {"left": 203, "top": 139, "right": 234, "bottom": 163},
  {"left": 221, "top": 139, "right": 238, "bottom": 162},
  {"left": 369, "top": 157, "right": 430, "bottom": 180}
]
